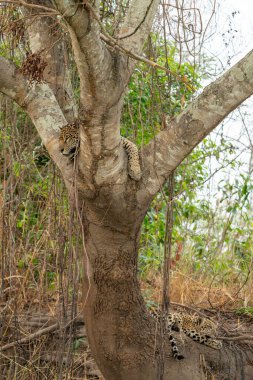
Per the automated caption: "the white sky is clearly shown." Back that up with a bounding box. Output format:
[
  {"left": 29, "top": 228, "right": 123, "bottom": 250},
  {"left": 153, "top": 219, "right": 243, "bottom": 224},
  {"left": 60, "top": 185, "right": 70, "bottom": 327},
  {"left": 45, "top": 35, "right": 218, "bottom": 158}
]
[
  {"left": 197, "top": 0, "right": 253, "bottom": 198},
  {"left": 210, "top": 0, "right": 253, "bottom": 66},
  {"left": 164, "top": 0, "right": 253, "bottom": 193}
]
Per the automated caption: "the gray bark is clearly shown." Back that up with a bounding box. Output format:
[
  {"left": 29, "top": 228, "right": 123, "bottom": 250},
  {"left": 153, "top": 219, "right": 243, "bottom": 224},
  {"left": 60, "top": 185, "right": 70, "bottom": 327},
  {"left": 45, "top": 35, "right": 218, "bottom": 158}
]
[
  {"left": 0, "top": 57, "right": 73, "bottom": 186},
  {"left": 23, "top": 3, "right": 78, "bottom": 121},
  {"left": 117, "top": 0, "right": 160, "bottom": 73}
]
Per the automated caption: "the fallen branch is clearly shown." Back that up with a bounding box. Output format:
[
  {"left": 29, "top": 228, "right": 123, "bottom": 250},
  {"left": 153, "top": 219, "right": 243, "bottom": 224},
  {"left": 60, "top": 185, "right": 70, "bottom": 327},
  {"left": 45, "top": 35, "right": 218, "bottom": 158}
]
[
  {"left": 219, "top": 335, "right": 253, "bottom": 342},
  {"left": 0, "top": 311, "right": 86, "bottom": 352},
  {"left": 0, "top": 322, "right": 59, "bottom": 352}
]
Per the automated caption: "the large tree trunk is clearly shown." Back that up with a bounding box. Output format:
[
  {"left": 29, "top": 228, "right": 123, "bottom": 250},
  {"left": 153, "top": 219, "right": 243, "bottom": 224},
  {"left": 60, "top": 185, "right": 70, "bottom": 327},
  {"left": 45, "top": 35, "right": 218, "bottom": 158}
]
[
  {"left": 76, "top": 190, "right": 253, "bottom": 380},
  {"left": 77, "top": 183, "right": 151, "bottom": 378}
]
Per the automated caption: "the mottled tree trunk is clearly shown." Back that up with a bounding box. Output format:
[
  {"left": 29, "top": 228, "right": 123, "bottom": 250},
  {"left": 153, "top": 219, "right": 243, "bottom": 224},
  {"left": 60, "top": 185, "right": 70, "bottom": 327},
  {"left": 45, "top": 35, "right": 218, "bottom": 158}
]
[
  {"left": 83, "top": 224, "right": 150, "bottom": 379},
  {"left": 76, "top": 192, "right": 253, "bottom": 380},
  {"left": 74, "top": 183, "right": 151, "bottom": 378}
]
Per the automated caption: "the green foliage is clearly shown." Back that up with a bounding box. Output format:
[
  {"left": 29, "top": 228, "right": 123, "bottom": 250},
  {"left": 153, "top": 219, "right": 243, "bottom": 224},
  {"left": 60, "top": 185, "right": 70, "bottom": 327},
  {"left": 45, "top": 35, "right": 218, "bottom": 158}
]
[
  {"left": 235, "top": 307, "right": 253, "bottom": 318},
  {"left": 73, "top": 337, "right": 86, "bottom": 350},
  {"left": 126, "top": 39, "right": 253, "bottom": 290},
  {"left": 121, "top": 40, "right": 201, "bottom": 144},
  {"left": 0, "top": 101, "right": 81, "bottom": 296},
  {"left": 139, "top": 142, "right": 253, "bottom": 282}
]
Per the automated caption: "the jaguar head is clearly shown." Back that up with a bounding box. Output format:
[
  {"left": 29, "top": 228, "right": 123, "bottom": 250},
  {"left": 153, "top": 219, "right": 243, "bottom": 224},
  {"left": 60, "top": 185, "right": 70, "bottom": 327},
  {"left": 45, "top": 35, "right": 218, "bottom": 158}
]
[{"left": 59, "top": 124, "right": 79, "bottom": 158}]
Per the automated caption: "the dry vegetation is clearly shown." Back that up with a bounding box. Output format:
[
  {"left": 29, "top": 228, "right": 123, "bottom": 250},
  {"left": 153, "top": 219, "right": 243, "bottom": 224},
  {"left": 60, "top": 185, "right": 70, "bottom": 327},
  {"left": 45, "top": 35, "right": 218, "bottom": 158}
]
[{"left": 1, "top": 101, "right": 253, "bottom": 378}]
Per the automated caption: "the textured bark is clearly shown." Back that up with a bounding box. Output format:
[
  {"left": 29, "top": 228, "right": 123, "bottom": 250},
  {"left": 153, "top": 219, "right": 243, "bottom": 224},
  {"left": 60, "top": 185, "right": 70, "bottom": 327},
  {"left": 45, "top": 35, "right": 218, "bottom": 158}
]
[
  {"left": 80, "top": 192, "right": 253, "bottom": 380},
  {"left": 23, "top": 2, "right": 78, "bottom": 121},
  {"left": 54, "top": 0, "right": 121, "bottom": 111},
  {"left": 0, "top": 57, "right": 73, "bottom": 186},
  {"left": 118, "top": 0, "right": 160, "bottom": 66}
]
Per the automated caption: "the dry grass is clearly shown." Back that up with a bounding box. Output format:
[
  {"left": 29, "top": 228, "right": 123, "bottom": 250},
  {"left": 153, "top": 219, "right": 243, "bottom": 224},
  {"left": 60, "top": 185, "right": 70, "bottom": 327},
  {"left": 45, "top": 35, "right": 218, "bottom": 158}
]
[
  {"left": 0, "top": 99, "right": 90, "bottom": 379},
  {"left": 141, "top": 270, "right": 253, "bottom": 311}
]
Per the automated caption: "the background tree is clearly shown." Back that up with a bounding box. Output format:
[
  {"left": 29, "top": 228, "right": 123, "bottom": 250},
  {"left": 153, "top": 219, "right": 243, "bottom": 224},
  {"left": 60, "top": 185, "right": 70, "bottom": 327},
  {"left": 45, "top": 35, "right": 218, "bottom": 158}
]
[{"left": 1, "top": 1, "right": 253, "bottom": 379}]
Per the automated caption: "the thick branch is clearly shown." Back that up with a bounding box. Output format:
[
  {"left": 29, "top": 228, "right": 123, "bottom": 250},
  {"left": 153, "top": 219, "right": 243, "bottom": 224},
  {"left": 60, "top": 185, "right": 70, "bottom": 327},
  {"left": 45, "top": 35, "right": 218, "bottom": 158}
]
[
  {"left": 23, "top": 1, "right": 78, "bottom": 121},
  {"left": 118, "top": 0, "right": 159, "bottom": 73},
  {"left": 0, "top": 57, "right": 73, "bottom": 186},
  {"left": 0, "top": 323, "right": 59, "bottom": 352},
  {"left": 54, "top": 0, "right": 119, "bottom": 110},
  {"left": 138, "top": 49, "right": 253, "bottom": 206}
]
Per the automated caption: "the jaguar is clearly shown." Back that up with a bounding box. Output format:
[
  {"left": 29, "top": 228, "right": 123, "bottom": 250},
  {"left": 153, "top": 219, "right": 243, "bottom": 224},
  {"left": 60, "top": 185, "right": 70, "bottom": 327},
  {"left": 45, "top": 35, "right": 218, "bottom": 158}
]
[
  {"left": 149, "top": 306, "right": 222, "bottom": 360},
  {"left": 59, "top": 122, "right": 142, "bottom": 180}
]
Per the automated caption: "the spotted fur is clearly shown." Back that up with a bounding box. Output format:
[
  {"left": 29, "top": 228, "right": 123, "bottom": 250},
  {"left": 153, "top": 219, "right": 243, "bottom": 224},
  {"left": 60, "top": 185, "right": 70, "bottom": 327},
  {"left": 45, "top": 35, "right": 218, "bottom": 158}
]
[
  {"left": 150, "top": 307, "right": 222, "bottom": 360},
  {"left": 59, "top": 122, "right": 142, "bottom": 180},
  {"left": 121, "top": 136, "right": 142, "bottom": 181},
  {"left": 59, "top": 123, "right": 79, "bottom": 158}
]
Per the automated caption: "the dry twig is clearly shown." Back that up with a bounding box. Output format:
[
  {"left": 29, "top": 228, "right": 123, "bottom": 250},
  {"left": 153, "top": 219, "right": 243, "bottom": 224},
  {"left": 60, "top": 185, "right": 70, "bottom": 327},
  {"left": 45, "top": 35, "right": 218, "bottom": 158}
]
[
  {"left": 83, "top": 1, "right": 193, "bottom": 87},
  {"left": 0, "top": 322, "right": 59, "bottom": 352}
]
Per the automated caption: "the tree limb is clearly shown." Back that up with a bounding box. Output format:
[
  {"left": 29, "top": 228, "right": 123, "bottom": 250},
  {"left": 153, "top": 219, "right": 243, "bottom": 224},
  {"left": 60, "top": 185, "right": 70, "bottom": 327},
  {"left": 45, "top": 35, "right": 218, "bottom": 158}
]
[
  {"left": 117, "top": 0, "right": 160, "bottom": 73},
  {"left": 54, "top": 0, "right": 117, "bottom": 110},
  {"left": 219, "top": 335, "right": 253, "bottom": 342},
  {"left": 4, "top": 0, "right": 58, "bottom": 14},
  {"left": 138, "top": 49, "right": 253, "bottom": 206},
  {"left": 0, "top": 57, "right": 73, "bottom": 187},
  {"left": 22, "top": 0, "right": 78, "bottom": 121},
  {"left": 101, "top": 32, "right": 191, "bottom": 85}
]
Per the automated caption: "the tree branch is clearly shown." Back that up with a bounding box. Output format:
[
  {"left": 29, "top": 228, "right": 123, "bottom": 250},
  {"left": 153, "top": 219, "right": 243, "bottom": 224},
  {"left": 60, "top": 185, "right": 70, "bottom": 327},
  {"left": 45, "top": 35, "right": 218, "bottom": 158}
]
[
  {"left": 219, "top": 335, "right": 253, "bottom": 342},
  {"left": 117, "top": 0, "right": 160, "bottom": 72},
  {"left": 83, "top": 2, "right": 192, "bottom": 90},
  {"left": 0, "top": 57, "right": 74, "bottom": 187},
  {"left": 54, "top": 0, "right": 118, "bottom": 110},
  {"left": 0, "top": 323, "right": 59, "bottom": 352},
  {"left": 138, "top": 49, "right": 253, "bottom": 206},
  {"left": 23, "top": 0, "right": 78, "bottom": 121},
  {"left": 4, "top": 0, "right": 58, "bottom": 14}
]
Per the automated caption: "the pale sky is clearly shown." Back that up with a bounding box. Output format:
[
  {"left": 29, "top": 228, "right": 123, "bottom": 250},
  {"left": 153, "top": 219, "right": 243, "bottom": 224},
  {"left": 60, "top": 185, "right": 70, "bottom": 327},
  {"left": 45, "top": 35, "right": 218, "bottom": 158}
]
[
  {"left": 215, "top": 0, "right": 253, "bottom": 64},
  {"left": 200, "top": 0, "right": 253, "bottom": 197},
  {"left": 203, "top": 0, "right": 253, "bottom": 71}
]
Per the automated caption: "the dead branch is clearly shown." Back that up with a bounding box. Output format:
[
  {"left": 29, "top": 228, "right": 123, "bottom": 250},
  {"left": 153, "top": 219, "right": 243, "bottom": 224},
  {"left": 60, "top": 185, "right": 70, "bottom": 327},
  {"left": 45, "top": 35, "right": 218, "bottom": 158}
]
[
  {"left": 0, "top": 322, "right": 59, "bottom": 352},
  {"left": 101, "top": 33, "right": 192, "bottom": 87},
  {"left": 3, "top": 0, "right": 58, "bottom": 14},
  {"left": 219, "top": 335, "right": 253, "bottom": 342}
]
